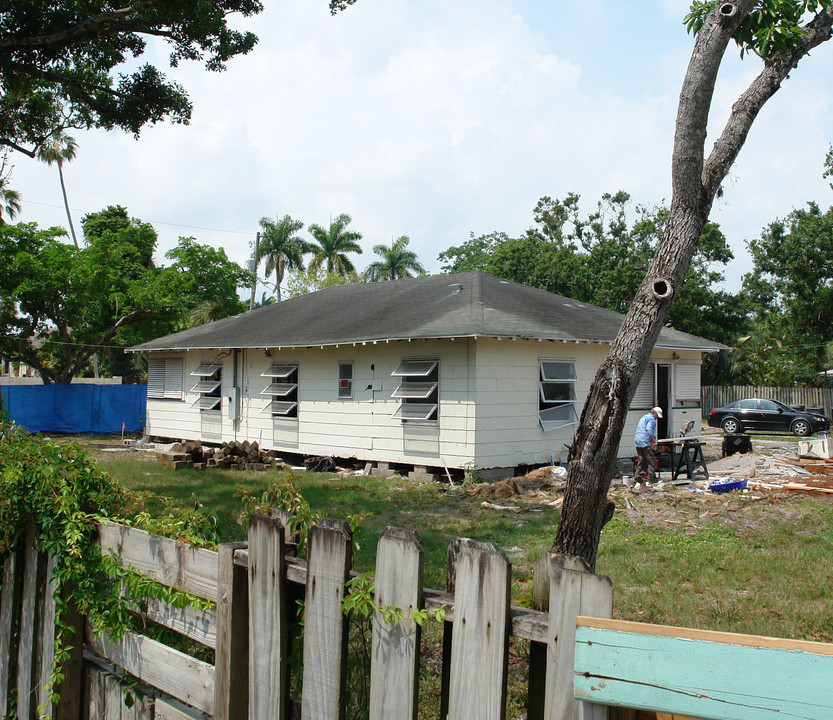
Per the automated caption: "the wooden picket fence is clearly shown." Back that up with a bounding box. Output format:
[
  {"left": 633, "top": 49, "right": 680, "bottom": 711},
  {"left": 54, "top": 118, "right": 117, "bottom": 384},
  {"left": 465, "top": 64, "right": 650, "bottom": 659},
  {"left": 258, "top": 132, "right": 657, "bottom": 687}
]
[{"left": 2, "top": 516, "right": 833, "bottom": 720}]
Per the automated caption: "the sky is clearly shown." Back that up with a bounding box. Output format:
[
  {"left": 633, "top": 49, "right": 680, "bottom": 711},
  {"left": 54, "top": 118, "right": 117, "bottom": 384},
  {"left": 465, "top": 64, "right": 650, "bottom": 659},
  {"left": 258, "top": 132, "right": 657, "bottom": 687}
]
[{"left": 8, "top": 0, "right": 833, "bottom": 298}]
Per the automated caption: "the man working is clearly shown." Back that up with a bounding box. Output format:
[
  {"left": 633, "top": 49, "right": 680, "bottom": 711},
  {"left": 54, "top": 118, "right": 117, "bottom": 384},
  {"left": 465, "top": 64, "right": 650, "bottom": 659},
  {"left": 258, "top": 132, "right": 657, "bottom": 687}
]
[{"left": 634, "top": 406, "right": 662, "bottom": 487}]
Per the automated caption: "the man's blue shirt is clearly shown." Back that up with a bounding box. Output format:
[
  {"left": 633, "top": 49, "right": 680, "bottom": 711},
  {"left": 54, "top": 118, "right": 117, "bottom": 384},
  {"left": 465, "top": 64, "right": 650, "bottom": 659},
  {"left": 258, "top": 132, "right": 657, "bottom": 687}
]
[{"left": 634, "top": 413, "right": 656, "bottom": 447}]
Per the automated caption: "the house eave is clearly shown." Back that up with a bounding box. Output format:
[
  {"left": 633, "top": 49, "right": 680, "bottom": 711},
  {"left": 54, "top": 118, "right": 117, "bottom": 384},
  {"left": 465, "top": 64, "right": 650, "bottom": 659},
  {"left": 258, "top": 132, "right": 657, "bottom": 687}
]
[{"left": 130, "top": 333, "right": 725, "bottom": 353}]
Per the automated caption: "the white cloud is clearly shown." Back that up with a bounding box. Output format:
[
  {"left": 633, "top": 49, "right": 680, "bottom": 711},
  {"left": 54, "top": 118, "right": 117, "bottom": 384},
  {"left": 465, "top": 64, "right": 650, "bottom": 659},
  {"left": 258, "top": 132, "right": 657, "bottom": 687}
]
[{"left": 9, "top": 1, "right": 833, "bottom": 292}]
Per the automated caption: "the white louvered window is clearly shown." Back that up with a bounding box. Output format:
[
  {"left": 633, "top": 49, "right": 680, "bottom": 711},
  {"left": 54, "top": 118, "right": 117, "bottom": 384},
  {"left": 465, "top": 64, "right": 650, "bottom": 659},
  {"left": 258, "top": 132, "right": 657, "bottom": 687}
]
[
  {"left": 675, "top": 364, "right": 701, "bottom": 403},
  {"left": 147, "top": 356, "right": 184, "bottom": 400},
  {"left": 391, "top": 359, "right": 438, "bottom": 423},
  {"left": 538, "top": 359, "right": 578, "bottom": 432},
  {"left": 190, "top": 362, "right": 222, "bottom": 412},
  {"left": 261, "top": 364, "right": 298, "bottom": 418},
  {"left": 631, "top": 364, "right": 656, "bottom": 409}
]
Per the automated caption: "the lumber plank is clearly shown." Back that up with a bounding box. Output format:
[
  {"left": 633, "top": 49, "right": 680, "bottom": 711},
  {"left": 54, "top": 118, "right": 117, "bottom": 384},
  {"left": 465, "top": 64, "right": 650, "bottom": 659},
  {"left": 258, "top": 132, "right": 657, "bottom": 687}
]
[
  {"left": 302, "top": 519, "right": 352, "bottom": 720},
  {"left": 97, "top": 522, "right": 219, "bottom": 600},
  {"left": 248, "top": 515, "right": 288, "bottom": 720},
  {"left": 86, "top": 628, "right": 215, "bottom": 716},
  {"left": 369, "top": 526, "right": 424, "bottom": 720},
  {"left": 447, "top": 539, "right": 511, "bottom": 720},
  {"left": 574, "top": 618, "right": 833, "bottom": 719}
]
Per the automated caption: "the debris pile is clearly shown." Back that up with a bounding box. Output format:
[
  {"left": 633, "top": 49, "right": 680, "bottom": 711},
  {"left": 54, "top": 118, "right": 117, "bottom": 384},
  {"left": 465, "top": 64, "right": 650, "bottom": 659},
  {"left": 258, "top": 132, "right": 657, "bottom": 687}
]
[{"left": 156, "top": 440, "right": 283, "bottom": 471}]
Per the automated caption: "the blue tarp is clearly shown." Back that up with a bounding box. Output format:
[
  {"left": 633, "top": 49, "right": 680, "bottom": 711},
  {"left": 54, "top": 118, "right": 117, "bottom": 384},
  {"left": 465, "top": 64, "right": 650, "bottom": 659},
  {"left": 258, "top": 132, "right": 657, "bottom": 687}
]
[{"left": 0, "top": 384, "right": 147, "bottom": 434}]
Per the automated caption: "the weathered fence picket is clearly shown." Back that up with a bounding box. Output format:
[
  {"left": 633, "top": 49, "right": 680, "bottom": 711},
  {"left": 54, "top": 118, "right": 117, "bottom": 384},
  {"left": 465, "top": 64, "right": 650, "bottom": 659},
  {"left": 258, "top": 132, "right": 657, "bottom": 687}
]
[
  {"left": 213, "top": 541, "right": 247, "bottom": 720},
  {"left": 368, "top": 526, "right": 423, "bottom": 720},
  {"left": 447, "top": 539, "right": 511, "bottom": 720},
  {"left": 301, "top": 519, "right": 352, "bottom": 720},
  {"left": 0, "top": 547, "right": 20, "bottom": 713},
  {"left": 2, "top": 517, "right": 833, "bottom": 720},
  {"left": 544, "top": 555, "right": 613, "bottom": 720},
  {"left": 247, "top": 514, "right": 288, "bottom": 720}
]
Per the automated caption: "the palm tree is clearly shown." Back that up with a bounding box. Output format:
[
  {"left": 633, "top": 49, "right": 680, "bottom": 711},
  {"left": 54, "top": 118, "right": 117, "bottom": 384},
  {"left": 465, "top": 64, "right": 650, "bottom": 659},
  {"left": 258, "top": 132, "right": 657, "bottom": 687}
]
[
  {"left": 37, "top": 129, "right": 79, "bottom": 247},
  {"left": 365, "top": 235, "right": 425, "bottom": 281},
  {"left": 0, "top": 179, "right": 20, "bottom": 225},
  {"left": 307, "top": 213, "right": 363, "bottom": 277},
  {"left": 256, "top": 214, "right": 310, "bottom": 302},
  {"left": 0, "top": 150, "right": 21, "bottom": 225}
]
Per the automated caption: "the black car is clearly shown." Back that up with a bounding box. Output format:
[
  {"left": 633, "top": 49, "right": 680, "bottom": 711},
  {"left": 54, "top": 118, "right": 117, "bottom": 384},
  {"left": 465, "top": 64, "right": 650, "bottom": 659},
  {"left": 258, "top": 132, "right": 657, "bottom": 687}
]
[{"left": 707, "top": 398, "right": 830, "bottom": 436}]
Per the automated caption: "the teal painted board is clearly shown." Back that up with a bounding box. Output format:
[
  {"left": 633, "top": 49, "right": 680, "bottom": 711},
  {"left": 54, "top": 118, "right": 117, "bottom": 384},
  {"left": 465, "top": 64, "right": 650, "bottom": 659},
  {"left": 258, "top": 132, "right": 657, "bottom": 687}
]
[{"left": 574, "top": 624, "right": 833, "bottom": 720}]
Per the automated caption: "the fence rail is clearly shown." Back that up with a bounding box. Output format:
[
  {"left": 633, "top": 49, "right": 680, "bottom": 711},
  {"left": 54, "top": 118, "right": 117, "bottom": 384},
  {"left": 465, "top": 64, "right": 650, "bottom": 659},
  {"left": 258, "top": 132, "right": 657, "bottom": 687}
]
[
  {"left": 702, "top": 386, "right": 833, "bottom": 419},
  {"left": 2, "top": 518, "right": 833, "bottom": 720}
]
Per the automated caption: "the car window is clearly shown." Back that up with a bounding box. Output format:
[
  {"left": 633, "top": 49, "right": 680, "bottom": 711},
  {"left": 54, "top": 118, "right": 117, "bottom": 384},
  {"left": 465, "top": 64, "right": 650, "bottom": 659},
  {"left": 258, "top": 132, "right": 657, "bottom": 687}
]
[
  {"left": 736, "top": 399, "right": 758, "bottom": 410},
  {"left": 760, "top": 400, "right": 779, "bottom": 411}
]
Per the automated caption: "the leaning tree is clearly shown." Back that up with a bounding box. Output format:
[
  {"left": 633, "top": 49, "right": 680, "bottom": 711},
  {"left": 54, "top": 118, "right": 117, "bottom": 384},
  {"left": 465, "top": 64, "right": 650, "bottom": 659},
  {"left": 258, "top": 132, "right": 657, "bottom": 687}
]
[{"left": 553, "top": 0, "right": 833, "bottom": 569}]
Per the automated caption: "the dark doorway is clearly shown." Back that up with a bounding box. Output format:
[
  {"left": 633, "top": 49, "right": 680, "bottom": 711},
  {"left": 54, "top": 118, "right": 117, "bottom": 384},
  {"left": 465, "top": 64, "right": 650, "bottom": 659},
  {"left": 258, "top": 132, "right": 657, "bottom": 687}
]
[{"left": 657, "top": 364, "right": 670, "bottom": 438}]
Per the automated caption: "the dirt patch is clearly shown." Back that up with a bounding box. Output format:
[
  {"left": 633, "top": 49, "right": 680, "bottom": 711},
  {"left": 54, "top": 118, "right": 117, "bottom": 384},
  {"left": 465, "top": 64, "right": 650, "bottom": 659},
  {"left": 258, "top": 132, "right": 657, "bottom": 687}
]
[{"left": 469, "top": 433, "right": 832, "bottom": 534}]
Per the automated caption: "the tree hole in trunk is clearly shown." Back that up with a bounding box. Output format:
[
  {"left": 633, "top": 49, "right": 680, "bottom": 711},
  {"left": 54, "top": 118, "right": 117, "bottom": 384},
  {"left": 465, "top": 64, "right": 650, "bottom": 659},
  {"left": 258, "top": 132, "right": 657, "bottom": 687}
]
[
  {"left": 652, "top": 278, "right": 673, "bottom": 300},
  {"left": 719, "top": 3, "right": 737, "bottom": 17}
]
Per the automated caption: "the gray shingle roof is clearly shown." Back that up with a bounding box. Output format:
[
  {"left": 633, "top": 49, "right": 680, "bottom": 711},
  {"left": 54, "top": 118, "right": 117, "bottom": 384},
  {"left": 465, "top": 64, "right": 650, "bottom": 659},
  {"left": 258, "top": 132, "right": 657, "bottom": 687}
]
[{"left": 130, "top": 271, "right": 727, "bottom": 352}]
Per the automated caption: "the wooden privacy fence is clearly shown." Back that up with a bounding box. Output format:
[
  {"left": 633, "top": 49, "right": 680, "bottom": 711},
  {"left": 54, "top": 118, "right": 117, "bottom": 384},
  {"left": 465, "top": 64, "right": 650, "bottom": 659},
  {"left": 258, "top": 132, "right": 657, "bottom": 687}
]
[
  {"left": 2, "top": 517, "right": 833, "bottom": 720},
  {"left": 702, "top": 386, "right": 833, "bottom": 419}
]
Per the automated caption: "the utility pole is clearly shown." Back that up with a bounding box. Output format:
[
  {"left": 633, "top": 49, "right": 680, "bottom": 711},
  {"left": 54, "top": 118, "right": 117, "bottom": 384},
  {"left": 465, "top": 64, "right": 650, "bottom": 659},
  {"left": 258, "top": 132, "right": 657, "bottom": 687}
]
[{"left": 249, "top": 231, "right": 260, "bottom": 311}]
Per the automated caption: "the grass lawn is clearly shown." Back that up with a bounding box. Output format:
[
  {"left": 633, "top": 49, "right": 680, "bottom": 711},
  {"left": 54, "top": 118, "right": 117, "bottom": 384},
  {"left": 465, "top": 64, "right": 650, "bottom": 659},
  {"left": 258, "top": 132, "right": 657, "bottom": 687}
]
[{"left": 92, "top": 439, "right": 833, "bottom": 643}]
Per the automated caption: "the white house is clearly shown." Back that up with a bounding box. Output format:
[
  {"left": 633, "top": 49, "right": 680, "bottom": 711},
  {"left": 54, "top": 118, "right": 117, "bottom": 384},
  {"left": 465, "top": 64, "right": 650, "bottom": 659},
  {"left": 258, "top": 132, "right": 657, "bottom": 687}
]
[{"left": 131, "top": 272, "right": 724, "bottom": 477}]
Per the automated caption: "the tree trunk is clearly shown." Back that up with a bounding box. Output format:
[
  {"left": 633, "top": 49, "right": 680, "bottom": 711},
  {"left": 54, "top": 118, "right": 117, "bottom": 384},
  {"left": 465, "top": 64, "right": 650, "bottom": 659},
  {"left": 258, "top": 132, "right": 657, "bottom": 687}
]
[
  {"left": 552, "top": 0, "right": 833, "bottom": 569},
  {"left": 58, "top": 163, "right": 79, "bottom": 248}
]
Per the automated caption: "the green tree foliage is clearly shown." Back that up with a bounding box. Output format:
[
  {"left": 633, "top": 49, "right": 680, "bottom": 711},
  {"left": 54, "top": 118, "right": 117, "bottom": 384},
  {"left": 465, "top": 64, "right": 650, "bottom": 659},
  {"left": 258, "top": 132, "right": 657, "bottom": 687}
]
[
  {"left": 256, "top": 214, "right": 311, "bottom": 301},
  {"left": 0, "top": 207, "right": 251, "bottom": 382},
  {"left": 308, "top": 213, "right": 364, "bottom": 276},
  {"left": 286, "top": 265, "right": 362, "bottom": 298},
  {"left": 163, "top": 236, "right": 251, "bottom": 324},
  {"left": 365, "top": 235, "right": 426, "bottom": 281},
  {"left": 441, "top": 192, "right": 743, "bottom": 345},
  {"left": 0, "top": 0, "right": 263, "bottom": 157},
  {"left": 37, "top": 129, "right": 80, "bottom": 247},
  {"left": 685, "top": 0, "right": 829, "bottom": 58},
  {"left": 437, "top": 231, "right": 510, "bottom": 274},
  {"left": 737, "top": 201, "right": 833, "bottom": 384}
]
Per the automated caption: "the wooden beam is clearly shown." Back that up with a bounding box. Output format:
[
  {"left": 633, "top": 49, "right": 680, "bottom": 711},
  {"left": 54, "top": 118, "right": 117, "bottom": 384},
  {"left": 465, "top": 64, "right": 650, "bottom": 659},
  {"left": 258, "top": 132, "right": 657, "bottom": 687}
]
[
  {"left": 86, "top": 628, "right": 215, "bottom": 716},
  {"left": 98, "top": 522, "right": 219, "bottom": 600}
]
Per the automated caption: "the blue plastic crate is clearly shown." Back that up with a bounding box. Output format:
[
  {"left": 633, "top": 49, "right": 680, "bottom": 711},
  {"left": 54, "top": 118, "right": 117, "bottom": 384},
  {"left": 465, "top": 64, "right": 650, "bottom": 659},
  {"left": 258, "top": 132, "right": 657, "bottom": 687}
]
[{"left": 708, "top": 477, "right": 748, "bottom": 493}]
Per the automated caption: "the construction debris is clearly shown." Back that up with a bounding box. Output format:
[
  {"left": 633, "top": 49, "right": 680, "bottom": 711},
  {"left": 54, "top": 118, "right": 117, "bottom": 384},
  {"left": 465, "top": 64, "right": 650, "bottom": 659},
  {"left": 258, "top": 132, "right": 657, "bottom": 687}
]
[{"left": 156, "top": 440, "right": 284, "bottom": 471}]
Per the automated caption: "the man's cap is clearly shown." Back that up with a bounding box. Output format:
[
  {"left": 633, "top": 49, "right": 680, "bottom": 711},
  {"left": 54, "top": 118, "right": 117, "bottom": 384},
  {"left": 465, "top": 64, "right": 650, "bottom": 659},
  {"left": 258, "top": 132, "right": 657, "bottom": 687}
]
[{"left": 652, "top": 406, "right": 663, "bottom": 418}]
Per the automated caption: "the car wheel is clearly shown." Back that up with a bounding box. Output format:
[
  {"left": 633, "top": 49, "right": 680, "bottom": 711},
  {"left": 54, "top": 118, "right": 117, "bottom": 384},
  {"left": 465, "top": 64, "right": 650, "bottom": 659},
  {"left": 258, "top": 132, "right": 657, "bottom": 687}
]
[
  {"left": 792, "top": 419, "right": 812, "bottom": 436},
  {"left": 721, "top": 417, "right": 742, "bottom": 434}
]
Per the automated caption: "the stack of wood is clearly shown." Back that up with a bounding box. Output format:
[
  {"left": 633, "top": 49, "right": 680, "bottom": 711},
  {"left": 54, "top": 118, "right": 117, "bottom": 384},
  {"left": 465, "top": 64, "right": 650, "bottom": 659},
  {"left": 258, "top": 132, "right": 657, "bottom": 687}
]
[{"left": 156, "top": 440, "right": 283, "bottom": 471}]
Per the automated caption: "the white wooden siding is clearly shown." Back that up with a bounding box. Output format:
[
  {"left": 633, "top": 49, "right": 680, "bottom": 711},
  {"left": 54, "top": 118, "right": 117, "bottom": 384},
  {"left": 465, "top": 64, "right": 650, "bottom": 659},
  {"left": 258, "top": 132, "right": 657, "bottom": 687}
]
[{"left": 144, "top": 344, "right": 704, "bottom": 470}]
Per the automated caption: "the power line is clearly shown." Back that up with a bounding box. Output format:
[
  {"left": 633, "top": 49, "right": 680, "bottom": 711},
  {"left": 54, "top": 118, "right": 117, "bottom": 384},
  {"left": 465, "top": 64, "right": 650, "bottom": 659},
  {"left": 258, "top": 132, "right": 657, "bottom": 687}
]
[{"left": 19, "top": 198, "right": 255, "bottom": 236}]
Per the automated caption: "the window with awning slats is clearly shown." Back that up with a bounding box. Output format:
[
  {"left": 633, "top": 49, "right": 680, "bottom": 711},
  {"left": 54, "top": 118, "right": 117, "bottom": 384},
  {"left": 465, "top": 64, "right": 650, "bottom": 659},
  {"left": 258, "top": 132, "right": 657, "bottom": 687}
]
[
  {"left": 261, "top": 364, "right": 299, "bottom": 418},
  {"left": 190, "top": 361, "right": 222, "bottom": 414},
  {"left": 391, "top": 358, "right": 439, "bottom": 423},
  {"left": 538, "top": 359, "right": 578, "bottom": 432}
]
